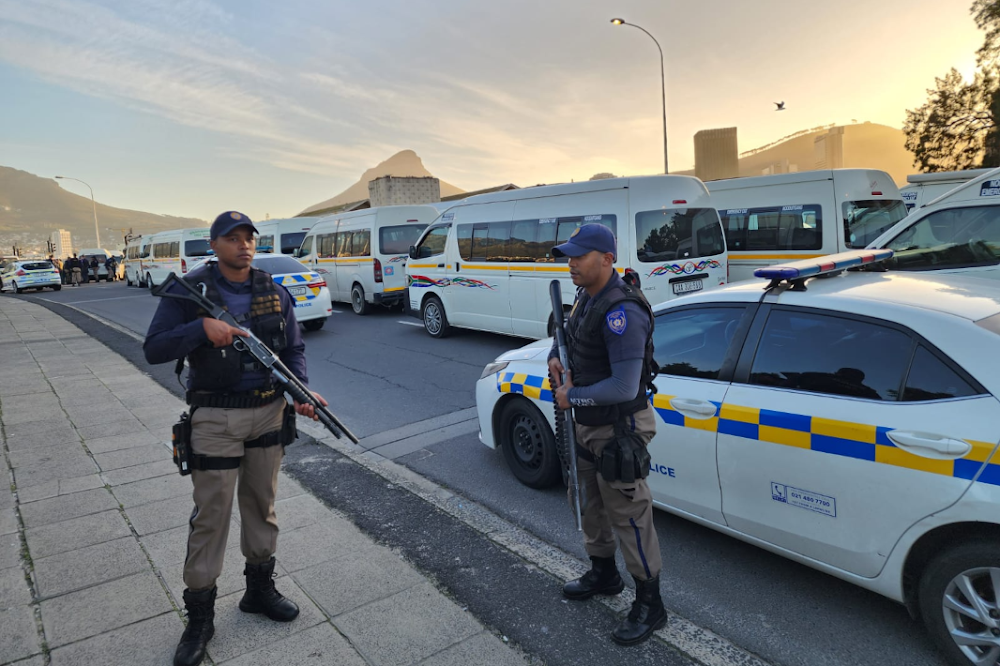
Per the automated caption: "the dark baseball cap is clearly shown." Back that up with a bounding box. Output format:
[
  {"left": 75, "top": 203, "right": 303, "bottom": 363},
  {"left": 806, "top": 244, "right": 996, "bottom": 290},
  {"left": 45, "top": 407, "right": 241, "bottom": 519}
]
[
  {"left": 551, "top": 223, "right": 617, "bottom": 260},
  {"left": 210, "top": 211, "right": 258, "bottom": 240}
]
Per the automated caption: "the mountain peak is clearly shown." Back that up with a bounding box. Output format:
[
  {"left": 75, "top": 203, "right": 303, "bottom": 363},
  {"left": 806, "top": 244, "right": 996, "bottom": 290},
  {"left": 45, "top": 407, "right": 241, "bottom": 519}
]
[{"left": 300, "top": 150, "right": 464, "bottom": 214}]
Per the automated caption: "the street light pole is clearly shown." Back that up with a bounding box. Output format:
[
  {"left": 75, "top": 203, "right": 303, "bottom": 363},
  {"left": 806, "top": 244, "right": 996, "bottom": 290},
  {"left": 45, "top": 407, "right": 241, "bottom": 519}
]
[
  {"left": 55, "top": 176, "right": 100, "bottom": 248},
  {"left": 611, "top": 18, "right": 668, "bottom": 174}
]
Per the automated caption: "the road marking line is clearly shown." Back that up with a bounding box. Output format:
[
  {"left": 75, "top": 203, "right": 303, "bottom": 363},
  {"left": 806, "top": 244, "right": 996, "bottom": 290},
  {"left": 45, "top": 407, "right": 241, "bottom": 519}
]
[
  {"left": 298, "top": 419, "right": 770, "bottom": 666},
  {"left": 397, "top": 320, "right": 423, "bottom": 327}
]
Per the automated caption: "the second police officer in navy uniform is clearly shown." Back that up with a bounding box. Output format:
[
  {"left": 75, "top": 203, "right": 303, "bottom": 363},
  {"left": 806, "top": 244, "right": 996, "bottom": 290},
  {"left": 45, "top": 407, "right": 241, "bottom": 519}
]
[
  {"left": 547, "top": 223, "right": 667, "bottom": 645},
  {"left": 144, "top": 211, "right": 328, "bottom": 666}
]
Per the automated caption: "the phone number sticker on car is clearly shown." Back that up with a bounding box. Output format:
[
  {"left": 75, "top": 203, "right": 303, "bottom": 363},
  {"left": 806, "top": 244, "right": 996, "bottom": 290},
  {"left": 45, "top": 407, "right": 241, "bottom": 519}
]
[{"left": 771, "top": 482, "right": 837, "bottom": 518}]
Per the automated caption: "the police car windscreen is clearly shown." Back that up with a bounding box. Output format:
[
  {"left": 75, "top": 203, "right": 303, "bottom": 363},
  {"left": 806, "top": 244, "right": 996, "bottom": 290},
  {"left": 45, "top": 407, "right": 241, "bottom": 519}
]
[
  {"left": 842, "top": 200, "right": 908, "bottom": 248},
  {"left": 21, "top": 262, "right": 53, "bottom": 271},
  {"left": 185, "top": 240, "right": 213, "bottom": 257},
  {"left": 635, "top": 208, "right": 725, "bottom": 262},
  {"left": 252, "top": 255, "right": 308, "bottom": 275},
  {"left": 380, "top": 224, "right": 428, "bottom": 255}
]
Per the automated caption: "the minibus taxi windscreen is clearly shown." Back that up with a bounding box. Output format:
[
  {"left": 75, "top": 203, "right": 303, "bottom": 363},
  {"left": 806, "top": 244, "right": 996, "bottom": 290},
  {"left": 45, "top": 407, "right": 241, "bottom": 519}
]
[
  {"left": 185, "top": 240, "right": 213, "bottom": 257},
  {"left": 380, "top": 224, "right": 428, "bottom": 255},
  {"left": 842, "top": 200, "right": 908, "bottom": 248},
  {"left": 281, "top": 232, "right": 307, "bottom": 255},
  {"left": 635, "top": 208, "right": 725, "bottom": 263}
]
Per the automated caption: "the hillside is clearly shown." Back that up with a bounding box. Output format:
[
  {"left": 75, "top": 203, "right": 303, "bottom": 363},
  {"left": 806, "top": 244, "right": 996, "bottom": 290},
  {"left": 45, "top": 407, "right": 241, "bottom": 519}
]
[
  {"left": 300, "top": 150, "right": 464, "bottom": 214},
  {"left": 0, "top": 166, "right": 206, "bottom": 252}
]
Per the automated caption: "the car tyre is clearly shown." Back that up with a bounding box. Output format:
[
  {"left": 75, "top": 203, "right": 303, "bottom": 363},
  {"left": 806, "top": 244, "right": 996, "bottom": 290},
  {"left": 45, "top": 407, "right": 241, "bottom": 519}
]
[
  {"left": 52, "top": 285, "right": 61, "bottom": 292},
  {"left": 146, "top": 273, "right": 154, "bottom": 290},
  {"left": 303, "top": 318, "right": 325, "bottom": 332},
  {"left": 12, "top": 281, "right": 21, "bottom": 294},
  {"left": 918, "top": 540, "right": 1000, "bottom": 666},
  {"left": 498, "top": 399, "right": 562, "bottom": 489},
  {"left": 351, "top": 284, "right": 369, "bottom": 315},
  {"left": 421, "top": 296, "right": 450, "bottom": 338}
]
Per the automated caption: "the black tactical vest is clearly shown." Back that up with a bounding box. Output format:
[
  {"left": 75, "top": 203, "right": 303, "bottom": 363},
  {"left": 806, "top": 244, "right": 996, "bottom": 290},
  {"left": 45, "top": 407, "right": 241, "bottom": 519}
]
[
  {"left": 566, "top": 277, "right": 657, "bottom": 426},
  {"left": 184, "top": 265, "right": 287, "bottom": 392}
]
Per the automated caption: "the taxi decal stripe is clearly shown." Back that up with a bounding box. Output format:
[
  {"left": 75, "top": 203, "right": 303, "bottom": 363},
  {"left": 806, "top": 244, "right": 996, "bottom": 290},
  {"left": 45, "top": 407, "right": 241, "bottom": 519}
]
[{"left": 494, "top": 373, "right": 1000, "bottom": 486}]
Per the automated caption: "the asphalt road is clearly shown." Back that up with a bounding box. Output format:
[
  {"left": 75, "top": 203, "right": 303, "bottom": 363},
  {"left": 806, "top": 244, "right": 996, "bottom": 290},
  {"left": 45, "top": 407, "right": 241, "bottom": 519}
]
[{"left": 11, "top": 280, "right": 947, "bottom": 666}]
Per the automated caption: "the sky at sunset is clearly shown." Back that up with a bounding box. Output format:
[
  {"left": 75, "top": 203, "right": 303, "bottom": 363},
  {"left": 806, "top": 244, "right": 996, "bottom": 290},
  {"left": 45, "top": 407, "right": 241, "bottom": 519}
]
[{"left": 0, "top": 0, "right": 984, "bottom": 221}]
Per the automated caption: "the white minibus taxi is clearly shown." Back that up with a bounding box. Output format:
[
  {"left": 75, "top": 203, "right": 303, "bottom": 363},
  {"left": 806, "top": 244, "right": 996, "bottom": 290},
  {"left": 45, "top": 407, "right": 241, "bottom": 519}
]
[
  {"left": 142, "top": 227, "right": 213, "bottom": 287},
  {"left": 298, "top": 205, "right": 438, "bottom": 314},
  {"left": 900, "top": 168, "right": 993, "bottom": 211},
  {"left": 404, "top": 175, "right": 728, "bottom": 339},
  {"left": 254, "top": 218, "right": 319, "bottom": 256},
  {"left": 707, "top": 169, "right": 907, "bottom": 282},
  {"left": 124, "top": 236, "right": 144, "bottom": 286},
  {"left": 870, "top": 166, "right": 1000, "bottom": 279}
]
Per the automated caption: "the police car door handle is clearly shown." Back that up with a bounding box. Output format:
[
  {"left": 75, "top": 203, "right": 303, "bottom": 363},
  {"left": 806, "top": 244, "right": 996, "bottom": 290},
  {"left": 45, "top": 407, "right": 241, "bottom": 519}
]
[
  {"left": 886, "top": 431, "right": 973, "bottom": 459},
  {"left": 669, "top": 398, "right": 718, "bottom": 420}
]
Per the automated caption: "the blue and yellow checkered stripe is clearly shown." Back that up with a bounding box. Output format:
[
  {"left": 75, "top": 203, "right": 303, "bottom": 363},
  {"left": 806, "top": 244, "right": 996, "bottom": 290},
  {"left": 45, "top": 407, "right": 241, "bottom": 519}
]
[
  {"left": 275, "top": 273, "right": 320, "bottom": 302},
  {"left": 495, "top": 373, "right": 1000, "bottom": 487}
]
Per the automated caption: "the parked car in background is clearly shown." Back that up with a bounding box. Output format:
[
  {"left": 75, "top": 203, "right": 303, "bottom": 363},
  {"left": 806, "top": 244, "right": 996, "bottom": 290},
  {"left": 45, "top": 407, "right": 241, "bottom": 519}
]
[{"left": 1, "top": 260, "right": 62, "bottom": 292}]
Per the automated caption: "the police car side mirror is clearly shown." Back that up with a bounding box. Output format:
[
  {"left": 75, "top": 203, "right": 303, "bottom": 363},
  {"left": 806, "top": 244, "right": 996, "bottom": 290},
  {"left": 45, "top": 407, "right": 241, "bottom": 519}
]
[{"left": 408, "top": 245, "right": 419, "bottom": 260}]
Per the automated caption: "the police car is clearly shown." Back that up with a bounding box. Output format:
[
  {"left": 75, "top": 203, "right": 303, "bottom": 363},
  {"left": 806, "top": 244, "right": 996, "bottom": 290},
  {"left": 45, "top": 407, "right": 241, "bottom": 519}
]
[
  {"left": 188, "top": 256, "right": 333, "bottom": 331},
  {"left": 475, "top": 250, "right": 1000, "bottom": 666},
  {"left": 0, "top": 260, "right": 62, "bottom": 293}
]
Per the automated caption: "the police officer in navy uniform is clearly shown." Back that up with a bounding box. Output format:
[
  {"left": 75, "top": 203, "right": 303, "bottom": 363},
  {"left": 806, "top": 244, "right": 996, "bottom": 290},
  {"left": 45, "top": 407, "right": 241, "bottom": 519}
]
[
  {"left": 144, "top": 212, "right": 328, "bottom": 666},
  {"left": 547, "top": 224, "right": 667, "bottom": 645}
]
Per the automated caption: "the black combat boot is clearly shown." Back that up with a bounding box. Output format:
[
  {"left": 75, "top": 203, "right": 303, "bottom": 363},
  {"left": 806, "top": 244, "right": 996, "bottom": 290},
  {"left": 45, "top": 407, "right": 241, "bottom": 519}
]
[
  {"left": 174, "top": 587, "right": 216, "bottom": 666},
  {"left": 239, "top": 557, "right": 299, "bottom": 621},
  {"left": 611, "top": 575, "right": 668, "bottom": 646},
  {"left": 563, "top": 556, "right": 625, "bottom": 600}
]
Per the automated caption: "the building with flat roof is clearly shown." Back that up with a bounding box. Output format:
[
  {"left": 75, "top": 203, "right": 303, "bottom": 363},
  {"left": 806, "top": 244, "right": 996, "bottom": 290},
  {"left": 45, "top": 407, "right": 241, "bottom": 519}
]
[
  {"left": 50, "top": 229, "right": 72, "bottom": 257},
  {"left": 694, "top": 128, "right": 739, "bottom": 181}
]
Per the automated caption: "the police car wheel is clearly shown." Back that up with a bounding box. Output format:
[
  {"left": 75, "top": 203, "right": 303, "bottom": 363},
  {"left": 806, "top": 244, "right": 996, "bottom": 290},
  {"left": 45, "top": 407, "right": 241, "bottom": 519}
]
[
  {"left": 12, "top": 281, "right": 21, "bottom": 294},
  {"left": 303, "top": 318, "right": 325, "bottom": 331},
  {"left": 918, "top": 540, "right": 1000, "bottom": 666},
  {"left": 422, "top": 296, "right": 451, "bottom": 338},
  {"left": 499, "top": 399, "right": 561, "bottom": 489}
]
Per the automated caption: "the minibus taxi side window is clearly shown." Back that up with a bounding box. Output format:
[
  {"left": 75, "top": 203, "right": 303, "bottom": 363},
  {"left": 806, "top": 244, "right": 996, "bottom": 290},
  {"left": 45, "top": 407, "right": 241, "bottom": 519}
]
[
  {"left": 536, "top": 218, "right": 558, "bottom": 262},
  {"left": 317, "top": 233, "right": 336, "bottom": 258},
  {"left": 352, "top": 230, "right": 371, "bottom": 257},
  {"left": 510, "top": 219, "right": 539, "bottom": 262},
  {"left": 415, "top": 225, "right": 449, "bottom": 258}
]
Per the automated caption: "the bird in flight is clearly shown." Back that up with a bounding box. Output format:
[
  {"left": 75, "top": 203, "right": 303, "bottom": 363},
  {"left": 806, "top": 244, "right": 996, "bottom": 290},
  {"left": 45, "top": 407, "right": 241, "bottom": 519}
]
[{"left": 774, "top": 101, "right": 787, "bottom": 111}]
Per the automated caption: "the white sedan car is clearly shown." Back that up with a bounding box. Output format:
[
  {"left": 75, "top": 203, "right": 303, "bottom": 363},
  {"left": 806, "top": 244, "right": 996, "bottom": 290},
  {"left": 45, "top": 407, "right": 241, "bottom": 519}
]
[
  {"left": 476, "top": 250, "right": 1000, "bottom": 666},
  {"left": 0, "top": 260, "right": 62, "bottom": 293}
]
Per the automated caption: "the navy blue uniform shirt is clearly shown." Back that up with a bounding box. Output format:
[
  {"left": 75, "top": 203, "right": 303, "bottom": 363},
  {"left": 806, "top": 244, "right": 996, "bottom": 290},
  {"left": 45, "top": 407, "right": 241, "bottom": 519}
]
[{"left": 143, "top": 264, "right": 308, "bottom": 391}]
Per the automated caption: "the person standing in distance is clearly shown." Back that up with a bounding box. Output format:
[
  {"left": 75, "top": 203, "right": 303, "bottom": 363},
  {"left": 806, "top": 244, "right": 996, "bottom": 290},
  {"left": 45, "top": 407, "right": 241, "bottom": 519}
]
[
  {"left": 144, "top": 211, "right": 328, "bottom": 666},
  {"left": 547, "top": 223, "right": 666, "bottom": 645}
]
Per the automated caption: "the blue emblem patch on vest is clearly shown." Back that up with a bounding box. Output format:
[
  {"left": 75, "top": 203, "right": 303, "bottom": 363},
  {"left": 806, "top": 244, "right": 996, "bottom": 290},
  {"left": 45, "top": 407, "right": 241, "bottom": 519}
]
[{"left": 606, "top": 307, "right": 627, "bottom": 335}]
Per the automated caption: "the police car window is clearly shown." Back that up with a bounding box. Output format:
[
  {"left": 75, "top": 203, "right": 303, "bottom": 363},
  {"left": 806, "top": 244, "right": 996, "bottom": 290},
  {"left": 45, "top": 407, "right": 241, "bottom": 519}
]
[
  {"left": 842, "top": 200, "right": 908, "bottom": 248},
  {"left": 416, "top": 225, "right": 449, "bottom": 258},
  {"left": 652, "top": 307, "right": 747, "bottom": 380},
  {"left": 883, "top": 206, "right": 1000, "bottom": 271},
  {"left": 720, "top": 205, "right": 822, "bottom": 252},
  {"left": 635, "top": 208, "right": 725, "bottom": 263},
  {"left": 902, "top": 345, "right": 981, "bottom": 401},
  {"left": 749, "top": 310, "right": 912, "bottom": 400},
  {"left": 379, "top": 224, "right": 426, "bottom": 255}
]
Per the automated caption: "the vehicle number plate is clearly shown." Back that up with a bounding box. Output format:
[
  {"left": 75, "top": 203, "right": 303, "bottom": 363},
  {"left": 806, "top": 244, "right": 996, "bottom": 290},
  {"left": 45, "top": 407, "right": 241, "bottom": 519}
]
[
  {"left": 672, "top": 281, "right": 703, "bottom": 295},
  {"left": 288, "top": 286, "right": 307, "bottom": 296}
]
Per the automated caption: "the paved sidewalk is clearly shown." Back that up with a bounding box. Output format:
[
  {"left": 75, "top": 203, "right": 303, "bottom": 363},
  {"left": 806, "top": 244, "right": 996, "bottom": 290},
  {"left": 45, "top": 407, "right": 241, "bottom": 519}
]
[{"left": 0, "top": 296, "right": 529, "bottom": 666}]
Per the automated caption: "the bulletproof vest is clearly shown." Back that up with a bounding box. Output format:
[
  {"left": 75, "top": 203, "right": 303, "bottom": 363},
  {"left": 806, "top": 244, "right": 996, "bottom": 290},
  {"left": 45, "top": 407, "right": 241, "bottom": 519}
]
[
  {"left": 184, "top": 265, "right": 287, "bottom": 392},
  {"left": 566, "top": 277, "right": 657, "bottom": 426}
]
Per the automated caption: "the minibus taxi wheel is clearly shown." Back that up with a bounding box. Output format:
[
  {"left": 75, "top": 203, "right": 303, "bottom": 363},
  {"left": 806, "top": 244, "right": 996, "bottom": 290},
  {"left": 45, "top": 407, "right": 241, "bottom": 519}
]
[
  {"left": 146, "top": 273, "right": 154, "bottom": 290},
  {"left": 498, "top": 398, "right": 561, "bottom": 489},
  {"left": 547, "top": 306, "right": 572, "bottom": 338},
  {"left": 421, "top": 296, "right": 451, "bottom": 338},
  {"left": 351, "top": 284, "right": 369, "bottom": 316},
  {"left": 918, "top": 539, "right": 1000, "bottom": 666}
]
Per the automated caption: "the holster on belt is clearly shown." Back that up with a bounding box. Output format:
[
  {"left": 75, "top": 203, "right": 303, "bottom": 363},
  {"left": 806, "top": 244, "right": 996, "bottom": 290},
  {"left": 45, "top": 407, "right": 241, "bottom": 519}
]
[
  {"left": 597, "top": 419, "right": 651, "bottom": 484},
  {"left": 172, "top": 409, "right": 196, "bottom": 476}
]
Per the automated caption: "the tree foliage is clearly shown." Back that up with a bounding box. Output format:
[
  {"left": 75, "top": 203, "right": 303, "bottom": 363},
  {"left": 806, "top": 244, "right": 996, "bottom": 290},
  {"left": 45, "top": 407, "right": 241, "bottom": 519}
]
[
  {"left": 904, "top": 1, "right": 1000, "bottom": 171},
  {"left": 589, "top": 172, "right": 617, "bottom": 181}
]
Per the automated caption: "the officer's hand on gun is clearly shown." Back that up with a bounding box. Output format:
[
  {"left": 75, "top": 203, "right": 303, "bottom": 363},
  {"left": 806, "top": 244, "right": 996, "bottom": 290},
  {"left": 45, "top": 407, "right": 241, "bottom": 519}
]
[
  {"left": 295, "top": 392, "right": 328, "bottom": 421},
  {"left": 203, "top": 318, "right": 248, "bottom": 347},
  {"left": 547, "top": 357, "right": 574, "bottom": 410}
]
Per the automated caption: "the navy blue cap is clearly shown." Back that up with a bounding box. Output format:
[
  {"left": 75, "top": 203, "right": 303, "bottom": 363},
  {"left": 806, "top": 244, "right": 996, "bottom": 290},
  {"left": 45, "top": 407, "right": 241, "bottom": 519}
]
[
  {"left": 551, "top": 224, "right": 616, "bottom": 260},
  {"left": 210, "top": 211, "right": 258, "bottom": 240}
]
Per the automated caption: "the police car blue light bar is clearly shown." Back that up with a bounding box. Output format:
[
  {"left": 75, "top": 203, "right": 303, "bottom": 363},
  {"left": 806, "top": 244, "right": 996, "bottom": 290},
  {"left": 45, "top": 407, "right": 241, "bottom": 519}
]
[{"left": 754, "top": 249, "right": 894, "bottom": 281}]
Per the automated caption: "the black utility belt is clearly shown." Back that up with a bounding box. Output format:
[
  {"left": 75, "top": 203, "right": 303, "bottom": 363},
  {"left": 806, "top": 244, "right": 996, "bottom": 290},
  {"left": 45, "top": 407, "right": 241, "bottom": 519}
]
[{"left": 186, "top": 389, "right": 282, "bottom": 409}]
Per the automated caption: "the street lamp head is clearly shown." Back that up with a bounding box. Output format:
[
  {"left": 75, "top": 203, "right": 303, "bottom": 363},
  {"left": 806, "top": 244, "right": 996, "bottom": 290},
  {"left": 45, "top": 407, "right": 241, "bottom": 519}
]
[{"left": 610, "top": 18, "right": 625, "bottom": 26}]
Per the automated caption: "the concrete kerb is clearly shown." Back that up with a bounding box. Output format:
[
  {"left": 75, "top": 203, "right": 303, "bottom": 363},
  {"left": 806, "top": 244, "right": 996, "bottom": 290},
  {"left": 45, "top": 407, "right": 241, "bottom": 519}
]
[{"left": 299, "top": 420, "right": 770, "bottom": 666}]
